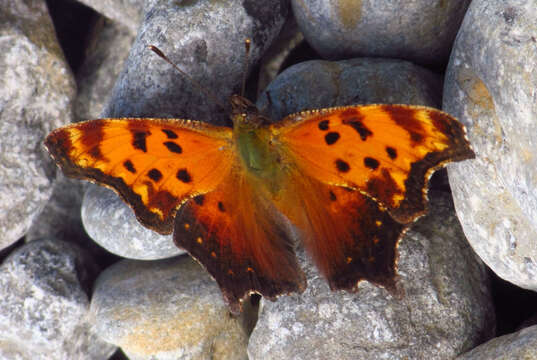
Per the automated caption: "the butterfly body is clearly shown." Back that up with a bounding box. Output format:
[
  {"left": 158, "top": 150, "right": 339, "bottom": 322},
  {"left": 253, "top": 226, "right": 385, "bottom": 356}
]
[{"left": 45, "top": 93, "right": 474, "bottom": 314}]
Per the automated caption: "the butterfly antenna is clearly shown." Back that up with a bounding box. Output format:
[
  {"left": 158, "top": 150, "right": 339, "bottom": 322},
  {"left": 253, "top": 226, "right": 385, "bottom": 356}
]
[
  {"left": 240, "top": 38, "right": 251, "bottom": 97},
  {"left": 148, "top": 45, "right": 226, "bottom": 110}
]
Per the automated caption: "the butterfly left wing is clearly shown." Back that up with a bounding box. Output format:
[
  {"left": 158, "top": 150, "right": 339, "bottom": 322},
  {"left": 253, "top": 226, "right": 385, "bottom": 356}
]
[
  {"left": 45, "top": 118, "right": 233, "bottom": 234},
  {"left": 174, "top": 170, "right": 306, "bottom": 314},
  {"left": 271, "top": 104, "right": 475, "bottom": 223}
]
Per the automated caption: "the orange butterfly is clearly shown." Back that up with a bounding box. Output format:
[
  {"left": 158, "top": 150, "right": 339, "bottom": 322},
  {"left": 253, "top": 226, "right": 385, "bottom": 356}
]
[{"left": 45, "top": 49, "right": 474, "bottom": 314}]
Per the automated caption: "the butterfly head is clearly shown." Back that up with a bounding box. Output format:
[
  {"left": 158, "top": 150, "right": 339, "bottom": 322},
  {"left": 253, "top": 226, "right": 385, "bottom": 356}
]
[{"left": 230, "top": 94, "right": 269, "bottom": 129}]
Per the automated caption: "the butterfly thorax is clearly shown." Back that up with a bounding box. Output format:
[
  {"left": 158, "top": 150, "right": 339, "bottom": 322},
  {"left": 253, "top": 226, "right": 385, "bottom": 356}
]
[{"left": 231, "top": 94, "right": 284, "bottom": 195}]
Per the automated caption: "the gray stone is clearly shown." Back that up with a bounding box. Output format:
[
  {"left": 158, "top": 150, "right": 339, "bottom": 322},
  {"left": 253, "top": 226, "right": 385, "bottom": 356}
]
[
  {"left": 104, "top": 0, "right": 289, "bottom": 124},
  {"left": 292, "top": 0, "right": 471, "bottom": 65},
  {"left": 0, "top": 0, "right": 76, "bottom": 249},
  {"left": 248, "top": 192, "right": 494, "bottom": 359},
  {"left": 257, "top": 58, "right": 443, "bottom": 120},
  {"left": 457, "top": 325, "right": 537, "bottom": 360},
  {"left": 82, "top": 184, "right": 182, "bottom": 260},
  {"left": 74, "top": 19, "right": 136, "bottom": 122},
  {"left": 0, "top": 238, "right": 116, "bottom": 360},
  {"left": 90, "top": 256, "right": 251, "bottom": 360},
  {"left": 443, "top": 0, "right": 537, "bottom": 290},
  {"left": 76, "top": 0, "right": 144, "bottom": 34},
  {"left": 26, "top": 173, "right": 88, "bottom": 244}
]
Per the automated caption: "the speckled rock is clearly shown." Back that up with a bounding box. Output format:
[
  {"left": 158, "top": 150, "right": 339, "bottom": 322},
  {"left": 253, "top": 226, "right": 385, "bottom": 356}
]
[
  {"left": 0, "top": 0, "right": 76, "bottom": 249},
  {"left": 104, "top": 0, "right": 289, "bottom": 124},
  {"left": 257, "top": 57, "right": 444, "bottom": 120},
  {"left": 90, "top": 256, "right": 251, "bottom": 360},
  {"left": 26, "top": 173, "right": 88, "bottom": 244},
  {"left": 76, "top": 0, "right": 144, "bottom": 34},
  {"left": 248, "top": 191, "right": 494, "bottom": 359},
  {"left": 457, "top": 325, "right": 537, "bottom": 360},
  {"left": 74, "top": 18, "right": 136, "bottom": 122},
  {"left": 292, "top": 0, "right": 471, "bottom": 65},
  {"left": 443, "top": 0, "right": 537, "bottom": 290},
  {"left": 0, "top": 238, "right": 116, "bottom": 360},
  {"left": 82, "top": 184, "right": 182, "bottom": 260}
]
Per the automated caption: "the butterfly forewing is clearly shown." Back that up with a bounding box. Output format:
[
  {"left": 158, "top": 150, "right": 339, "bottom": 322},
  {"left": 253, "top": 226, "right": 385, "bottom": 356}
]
[
  {"left": 272, "top": 104, "right": 475, "bottom": 223},
  {"left": 45, "top": 118, "right": 234, "bottom": 234}
]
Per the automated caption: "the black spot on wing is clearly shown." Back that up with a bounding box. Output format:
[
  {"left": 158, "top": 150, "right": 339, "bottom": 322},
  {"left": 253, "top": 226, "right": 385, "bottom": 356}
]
[
  {"left": 386, "top": 147, "right": 397, "bottom": 159},
  {"left": 325, "top": 132, "right": 340, "bottom": 145},
  {"left": 335, "top": 159, "right": 350, "bottom": 173},
  {"left": 148, "top": 168, "right": 163, "bottom": 182},
  {"left": 123, "top": 160, "right": 136, "bottom": 173},
  {"left": 176, "top": 168, "right": 192, "bottom": 183},
  {"left": 162, "top": 129, "right": 178, "bottom": 139},
  {"left": 218, "top": 201, "right": 226, "bottom": 212},
  {"left": 343, "top": 116, "right": 373, "bottom": 141},
  {"left": 164, "top": 141, "right": 183, "bottom": 154},
  {"left": 132, "top": 131, "right": 150, "bottom": 152},
  {"left": 364, "top": 157, "right": 380, "bottom": 170},
  {"left": 318, "top": 120, "right": 329, "bottom": 131}
]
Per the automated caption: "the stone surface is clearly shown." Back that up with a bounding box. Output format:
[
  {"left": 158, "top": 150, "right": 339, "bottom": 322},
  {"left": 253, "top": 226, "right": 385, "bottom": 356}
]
[
  {"left": 0, "top": 238, "right": 116, "bottom": 360},
  {"left": 444, "top": 0, "right": 537, "bottom": 290},
  {"left": 257, "top": 57, "right": 443, "bottom": 120},
  {"left": 82, "top": 184, "right": 182, "bottom": 260},
  {"left": 292, "top": 0, "right": 471, "bottom": 65},
  {"left": 457, "top": 325, "right": 537, "bottom": 360},
  {"left": 0, "top": 0, "right": 76, "bottom": 249},
  {"left": 74, "top": 18, "right": 136, "bottom": 122},
  {"left": 90, "top": 256, "right": 251, "bottom": 360},
  {"left": 248, "top": 192, "right": 494, "bottom": 359},
  {"left": 26, "top": 173, "right": 88, "bottom": 244},
  {"left": 104, "top": 0, "right": 289, "bottom": 125},
  {"left": 76, "top": 0, "right": 144, "bottom": 34}
]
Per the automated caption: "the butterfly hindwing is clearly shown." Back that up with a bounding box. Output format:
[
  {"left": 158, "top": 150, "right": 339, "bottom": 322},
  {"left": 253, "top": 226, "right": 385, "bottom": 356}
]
[
  {"left": 275, "top": 174, "right": 405, "bottom": 292},
  {"left": 45, "top": 118, "right": 233, "bottom": 234},
  {"left": 273, "top": 104, "right": 475, "bottom": 223},
  {"left": 174, "top": 170, "right": 306, "bottom": 313}
]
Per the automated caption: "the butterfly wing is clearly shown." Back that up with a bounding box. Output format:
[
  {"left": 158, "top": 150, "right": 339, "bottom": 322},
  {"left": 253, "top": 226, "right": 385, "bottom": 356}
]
[
  {"left": 272, "top": 104, "right": 475, "bottom": 223},
  {"left": 271, "top": 104, "right": 474, "bottom": 291},
  {"left": 275, "top": 175, "right": 405, "bottom": 292},
  {"left": 45, "top": 118, "right": 233, "bottom": 234},
  {"left": 174, "top": 170, "right": 306, "bottom": 314}
]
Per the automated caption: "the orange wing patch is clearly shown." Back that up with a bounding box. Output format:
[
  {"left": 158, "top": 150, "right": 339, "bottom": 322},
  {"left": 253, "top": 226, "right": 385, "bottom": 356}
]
[
  {"left": 45, "top": 118, "right": 233, "bottom": 234},
  {"left": 174, "top": 171, "right": 305, "bottom": 313},
  {"left": 273, "top": 104, "right": 475, "bottom": 223},
  {"left": 275, "top": 174, "right": 405, "bottom": 293}
]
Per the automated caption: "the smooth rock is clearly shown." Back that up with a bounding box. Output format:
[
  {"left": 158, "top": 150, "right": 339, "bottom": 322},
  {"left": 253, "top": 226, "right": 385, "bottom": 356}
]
[
  {"left": 457, "top": 325, "right": 537, "bottom": 360},
  {"left": 74, "top": 18, "right": 136, "bottom": 122},
  {"left": 257, "top": 58, "right": 443, "bottom": 120},
  {"left": 82, "top": 184, "right": 182, "bottom": 260},
  {"left": 76, "top": 0, "right": 144, "bottom": 34},
  {"left": 90, "top": 256, "right": 251, "bottom": 360},
  {"left": 292, "top": 0, "right": 471, "bottom": 65},
  {"left": 248, "top": 192, "right": 494, "bottom": 359},
  {"left": 0, "top": 238, "right": 116, "bottom": 360},
  {"left": 104, "top": 0, "right": 289, "bottom": 124},
  {"left": 0, "top": 0, "right": 76, "bottom": 249},
  {"left": 443, "top": 0, "right": 537, "bottom": 290}
]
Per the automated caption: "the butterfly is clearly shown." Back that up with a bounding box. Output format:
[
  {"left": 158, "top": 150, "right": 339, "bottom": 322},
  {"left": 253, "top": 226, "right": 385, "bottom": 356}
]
[{"left": 45, "top": 48, "right": 474, "bottom": 314}]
